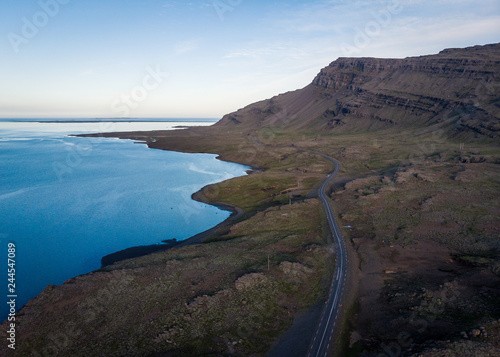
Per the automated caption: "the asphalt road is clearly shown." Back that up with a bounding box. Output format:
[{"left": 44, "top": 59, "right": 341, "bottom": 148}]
[
  {"left": 303, "top": 150, "right": 348, "bottom": 357},
  {"left": 248, "top": 138, "right": 348, "bottom": 356}
]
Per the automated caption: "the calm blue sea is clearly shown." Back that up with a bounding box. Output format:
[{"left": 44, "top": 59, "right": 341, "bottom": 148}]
[{"left": 0, "top": 119, "right": 248, "bottom": 321}]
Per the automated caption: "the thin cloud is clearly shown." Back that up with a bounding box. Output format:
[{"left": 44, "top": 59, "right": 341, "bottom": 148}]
[
  {"left": 173, "top": 40, "right": 199, "bottom": 55},
  {"left": 224, "top": 45, "right": 290, "bottom": 59},
  {"left": 162, "top": 1, "right": 177, "bottom": 8}
]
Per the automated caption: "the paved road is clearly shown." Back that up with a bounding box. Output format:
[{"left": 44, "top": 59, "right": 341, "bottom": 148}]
[
  {"left": 302, "top": 150, "right": 348, "bottom": 357},
  {"left": 248, "top": 138, "right": 348, "bottom": 356}
]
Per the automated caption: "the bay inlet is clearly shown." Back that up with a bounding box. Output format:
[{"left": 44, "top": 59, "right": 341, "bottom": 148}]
[{"left": 0, "top": 119, "right": 249, "bottom": 321}]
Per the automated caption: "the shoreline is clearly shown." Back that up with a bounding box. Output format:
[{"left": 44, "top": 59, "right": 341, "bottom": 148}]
[
  {"left": 101, "top": 189, "right": 246, "bottom": 267},
  {"left": 15, "top": 128, "right": 343, "bottom": 355},
  {"left": 92, "top": 129, "right": 258, "bottom": 267}
]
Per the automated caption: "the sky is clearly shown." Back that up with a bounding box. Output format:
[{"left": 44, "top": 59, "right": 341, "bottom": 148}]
[{"left": 0, "top": 0, "right": 499, "bottom": 119}]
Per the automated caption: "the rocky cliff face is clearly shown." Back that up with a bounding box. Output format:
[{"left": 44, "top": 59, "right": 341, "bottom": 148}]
[{"left": 216, "top": 43, "right": 500, "bottom": 138}]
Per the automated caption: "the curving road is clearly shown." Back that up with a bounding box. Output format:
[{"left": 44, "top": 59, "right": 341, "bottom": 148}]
[
  {"left": 249, "top": 137, "right": 348, "bottom": 356},
  {"left": 302, "top": 150, "right": 348, "bottom": 357}
]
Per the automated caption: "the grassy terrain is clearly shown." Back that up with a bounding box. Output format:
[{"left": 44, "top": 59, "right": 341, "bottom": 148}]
[
  {"left": 16, "top": 200, "right": 333, "bottom": 357},
  {"left": 9, "top": 136, "right": 338, "bottom": 357},
  {"left": 284, "top": 128, "right": 500, "bottom": 356},
  {"left": 221, "top": 125, "right": 500, "bottom": 355},
  {"left": 7, "top": 124, "right": 500, "bottom": 356}
]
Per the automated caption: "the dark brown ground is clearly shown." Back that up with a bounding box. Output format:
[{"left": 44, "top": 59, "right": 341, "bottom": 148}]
[{"left": 78, "top": 126, "right": 500, "bottom": 356}]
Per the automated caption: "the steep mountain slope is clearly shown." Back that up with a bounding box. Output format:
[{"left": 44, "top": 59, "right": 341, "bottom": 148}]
[{"left": 215, "top": 43, "right": 500, "bottom": 138}]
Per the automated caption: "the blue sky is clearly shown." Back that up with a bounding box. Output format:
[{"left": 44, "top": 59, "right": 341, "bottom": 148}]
[{"left": 0, "top": 0, "right": 499, "bottom": 119}]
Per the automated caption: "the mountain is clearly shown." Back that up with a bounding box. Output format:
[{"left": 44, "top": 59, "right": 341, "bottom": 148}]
[
  {"left": 4, "top": 43, "right": 500, "bottom": 357},
  {"left": 215, "top": 43, "right": 500, "bottom": 138}
]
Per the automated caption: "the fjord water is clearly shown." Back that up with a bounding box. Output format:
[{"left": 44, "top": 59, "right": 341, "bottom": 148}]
[{"left": 0, "top": 119, "right": 248, "bottom": 321}]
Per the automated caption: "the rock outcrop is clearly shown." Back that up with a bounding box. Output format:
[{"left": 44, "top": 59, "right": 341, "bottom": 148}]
[{"left": 215, "top": 43, "right": 500, "bottom": 138}]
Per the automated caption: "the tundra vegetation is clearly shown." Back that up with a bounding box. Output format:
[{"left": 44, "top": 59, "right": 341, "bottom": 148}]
[{"left": 4, "top": 44, "right": 499, "bottom": 356}]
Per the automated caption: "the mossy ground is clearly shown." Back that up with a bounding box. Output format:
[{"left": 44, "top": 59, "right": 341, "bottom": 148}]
[
  {"left": 8, "top": 125, "right": 500, "bottom": 356},
  {"left": 284, "top": 128, "right": 500, "bottom": 356},
  {"left": 12, "top": 177, "right": 333, "bottom": 356}
]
